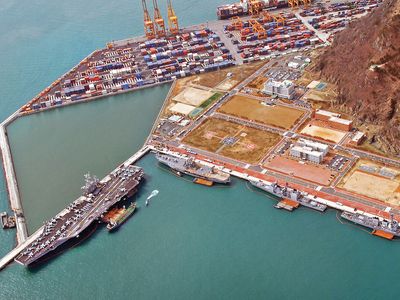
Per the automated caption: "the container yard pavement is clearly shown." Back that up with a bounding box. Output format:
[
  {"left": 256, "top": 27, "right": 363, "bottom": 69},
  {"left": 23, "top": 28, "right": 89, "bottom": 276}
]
[{"left": 218, "top": 95, "right": 304, "bottom": 130}]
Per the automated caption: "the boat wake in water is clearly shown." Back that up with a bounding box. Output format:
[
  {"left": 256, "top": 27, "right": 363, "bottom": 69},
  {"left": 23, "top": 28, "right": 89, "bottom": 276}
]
[
  {"left": 147, "top": 190, "right": 159, "bottom": 200},
  {"left": 146, "top": 190, "right": 159, "bottom": 206}
]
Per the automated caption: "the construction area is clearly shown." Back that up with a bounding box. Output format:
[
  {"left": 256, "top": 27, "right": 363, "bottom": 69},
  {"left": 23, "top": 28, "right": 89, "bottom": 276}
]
[
  {"left": 192, "top": 62, "right": 266, "bottom": 90},
  {"left": 182, "top": 118, "right": 281, "bottom": 164},
  {"left": 217, "top": 95, "right": 304, "bottom": 130},
  {"left": 300, "top": 123, "right": 347, "bottom": 143},
  {"left": 339, "top": 160, "right": 400, "bottom": 206}
]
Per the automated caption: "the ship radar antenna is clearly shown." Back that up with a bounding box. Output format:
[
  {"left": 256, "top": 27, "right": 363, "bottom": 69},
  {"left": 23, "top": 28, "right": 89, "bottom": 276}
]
[{"left": 81, "top": 172, "right": 99, "bottom": 195}]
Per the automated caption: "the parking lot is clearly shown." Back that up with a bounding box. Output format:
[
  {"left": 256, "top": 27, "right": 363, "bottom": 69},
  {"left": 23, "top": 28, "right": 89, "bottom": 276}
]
[
  {"left": 265, "top": 67, "right": 302, "bottom": 81},
  {"left": 328, "top": 154, "right": 350, "bottom": 171}
]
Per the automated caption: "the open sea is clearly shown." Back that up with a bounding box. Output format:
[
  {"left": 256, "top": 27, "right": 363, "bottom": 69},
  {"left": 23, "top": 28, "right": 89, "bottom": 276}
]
[{"left": 0, "top": 0, "right": 399, "bottom": 299}]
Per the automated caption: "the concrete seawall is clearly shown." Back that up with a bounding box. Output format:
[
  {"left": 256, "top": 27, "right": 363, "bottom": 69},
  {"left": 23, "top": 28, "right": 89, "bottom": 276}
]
[{"left": 0, "top": 110, "right": 28, "bottom": 245}]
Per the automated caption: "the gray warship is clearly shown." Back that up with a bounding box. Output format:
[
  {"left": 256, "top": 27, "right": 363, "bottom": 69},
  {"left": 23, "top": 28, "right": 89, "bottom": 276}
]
[
  {"left": 250, "top": 180, "right": 327, "bottom": 212},
  {"left": 155, "top": 152, "right": 230, "bottom": 184},
  {"left": 15, "top": 165, "right": 144, "bottom": 266},
  {"left": 341, "top": 211, "right": 400, "bottom": 237}
]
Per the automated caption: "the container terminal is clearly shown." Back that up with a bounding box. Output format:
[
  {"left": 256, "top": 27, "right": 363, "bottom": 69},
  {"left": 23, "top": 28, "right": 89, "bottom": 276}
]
[{"left": 0, "top": 0, "right": 398, "bottom": 271}]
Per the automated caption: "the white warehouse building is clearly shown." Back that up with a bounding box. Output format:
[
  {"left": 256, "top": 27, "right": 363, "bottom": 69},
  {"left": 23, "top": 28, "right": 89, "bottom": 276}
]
[
  {"left": 263, "top": 79, "right": 295, "bottom": 99},
  {"left": 290, "top": 138, "right": 329, "bottom": 164}
]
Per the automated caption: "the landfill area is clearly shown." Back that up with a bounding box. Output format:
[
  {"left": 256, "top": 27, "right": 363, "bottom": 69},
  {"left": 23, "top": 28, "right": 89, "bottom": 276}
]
[
  {"left": 339, "top": 160, "right": 400, "bottom": 205},
  {"left": 217, "top": 95, "right": 304, "bottom": 130},
  {"left": 182, "top": 117, "right": 281, "bottom": 164},
  {"left": 300, "top": 123, "right": 347, "bottom": 143}
]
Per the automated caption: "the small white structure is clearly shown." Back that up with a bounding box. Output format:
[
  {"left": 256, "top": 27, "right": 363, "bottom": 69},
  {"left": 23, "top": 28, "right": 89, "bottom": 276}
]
[
  {"left": 290, "top": 138, "right": 329, "bottom": 164},
  {"left": 169, "top": 103, "right": 196, "bottom": 115},
  {"left": 263, "top": 79, "right": 295, "bottom": 99}
]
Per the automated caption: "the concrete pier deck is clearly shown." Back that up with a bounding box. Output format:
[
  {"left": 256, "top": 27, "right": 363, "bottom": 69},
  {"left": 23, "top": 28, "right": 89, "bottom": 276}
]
[{"left": 0, "top": 112, "right": 28, "bottom": 245}]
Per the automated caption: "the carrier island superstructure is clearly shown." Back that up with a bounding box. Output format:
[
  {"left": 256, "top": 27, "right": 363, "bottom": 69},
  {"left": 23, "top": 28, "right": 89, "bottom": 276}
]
[{"left": 15, "top": 165, "right": 144, "bottom": 266}]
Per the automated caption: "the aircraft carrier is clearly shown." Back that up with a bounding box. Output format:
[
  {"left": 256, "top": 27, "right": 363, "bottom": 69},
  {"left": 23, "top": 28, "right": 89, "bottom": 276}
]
[
  {"left": 155, "top": 152, "right": 230, "bottom": 184},
  {"left": 15, "top": 165, "right": 144, "bottom": 266},
  {"left": 250, "top": 180, "right": 327, "bottom": 212},
  {"left": 341, "top": 211, "right": 400, "bottom": 237}
]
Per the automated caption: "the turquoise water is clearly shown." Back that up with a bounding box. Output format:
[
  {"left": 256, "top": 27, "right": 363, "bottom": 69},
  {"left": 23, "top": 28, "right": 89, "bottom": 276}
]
[
  {"left": 7, "top": 85, "right": 170, "bottom": 232},
  {"left": 1, "top": 0, "right": 400, "bottom": 299}
]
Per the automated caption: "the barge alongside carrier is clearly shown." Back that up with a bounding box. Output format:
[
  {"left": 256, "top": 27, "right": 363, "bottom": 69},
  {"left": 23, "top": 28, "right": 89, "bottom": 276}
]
[
  {"left": 104, "top": 202, "right": 137, "bottom": 231},
  {"left": 15, "top": 165, "right": 144, "bottom": 266}
]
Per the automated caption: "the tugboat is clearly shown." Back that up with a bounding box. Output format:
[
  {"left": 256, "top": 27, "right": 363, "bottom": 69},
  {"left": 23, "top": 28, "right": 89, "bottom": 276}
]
[{"left": 106, "top": 202, "right": 137, "bottom": 231}]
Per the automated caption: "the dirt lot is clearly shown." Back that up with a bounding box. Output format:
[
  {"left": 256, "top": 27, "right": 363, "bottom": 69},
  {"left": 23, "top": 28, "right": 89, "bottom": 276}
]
[
  {"left": 183, "top": 118, "right": 281, "bottom": 164},
  {"left": 264, "top": 156, "right": 335, "bottom": 186},
  {"left": 192, "top": 61, "right": 266, "bottom": 89},
  {"left": 342, "top": 171, "right": 400, "bottom": 204},
  {"left": 339, "top": 159, "right": 400, "bottom": 205},
  {"left": 172, "top": 87, "right": 214, "bottom": 106},
  {"left": 300, "top": 123, "right": 346, "bottom": 143},
  {"left": 218, "top": 95, "right": 304, "bottom": 130}
]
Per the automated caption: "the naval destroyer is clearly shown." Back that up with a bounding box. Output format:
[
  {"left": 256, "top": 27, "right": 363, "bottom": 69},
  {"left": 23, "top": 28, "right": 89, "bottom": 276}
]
[
  {"left": 15, "top": 165, "right": 144, "bottom": 266},
  {"left": 341, "top": 211, "right": 400, "bottom": 237},
  {"left": 250, "top": 180, "right": 327, "bottom": 212},
  {"left": 155, "top": 152, "right": 230, "bottom": 184}
]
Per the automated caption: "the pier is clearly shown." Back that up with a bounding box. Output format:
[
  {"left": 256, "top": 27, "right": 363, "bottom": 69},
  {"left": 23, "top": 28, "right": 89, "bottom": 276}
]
[{"left": 0, "top": 113, "right": 28, "bottom": 244}]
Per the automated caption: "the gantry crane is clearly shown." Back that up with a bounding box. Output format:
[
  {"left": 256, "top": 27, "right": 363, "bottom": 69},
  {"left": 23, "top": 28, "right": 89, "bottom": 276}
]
[
  {"left": 272, "top": 13, "right": 285, "bottom": 26},
  {"left": 288, "top": 0, "right": 300, "bottom": 9},
  {"left": 167, "top": 0, "right": 179, "bottom": 35},
  {"left": 261, "top": 11, "right": 272, "bottom": 23},
  {"left": 152, "top": 0, "right": 166, "bottom": 37},
  {"left": 249, "top": 19, "right": 266, "bottom": 39},
  {"left": 142, "top": 0, "right": 156, "bottom": 40},
  {"left": 231, "top": 16, "right": 244, "bottom": 30},
  {"left": 248, "top": 0, "right": 263, "bottom": 16}
]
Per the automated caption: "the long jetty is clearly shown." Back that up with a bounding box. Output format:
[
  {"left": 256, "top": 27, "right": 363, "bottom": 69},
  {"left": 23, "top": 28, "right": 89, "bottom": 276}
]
[{"left": 0, "top": 112, "right": 28, "bottom": 245}]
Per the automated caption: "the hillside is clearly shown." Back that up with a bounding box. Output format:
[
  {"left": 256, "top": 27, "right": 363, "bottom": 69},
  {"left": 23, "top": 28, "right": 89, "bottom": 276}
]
[{"left": 313, "top": 0, "right": 400, "bottom": 154}]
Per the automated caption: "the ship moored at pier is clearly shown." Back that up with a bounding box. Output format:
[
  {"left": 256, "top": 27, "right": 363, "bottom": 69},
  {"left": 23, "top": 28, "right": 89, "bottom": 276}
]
[
  {"left": 341, "top": 211, "right": 400, "bottom": 239},
  {"left": 155, "top": 152, "right": 231, "bottom": 184},
  {"left": 250, "top": 180, "right": 327, "bottom": 212},
  {"left": 217, "top": 0, "right": 289, "bottom": 19},
  {"left": 15, "top": 165, "right": 144, "bottom": 267}
]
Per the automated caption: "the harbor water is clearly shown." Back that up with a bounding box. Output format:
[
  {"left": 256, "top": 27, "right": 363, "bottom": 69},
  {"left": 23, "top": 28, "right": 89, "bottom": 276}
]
[{"left": 1, "top": 0, "right": 400, "bottom": 299}]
